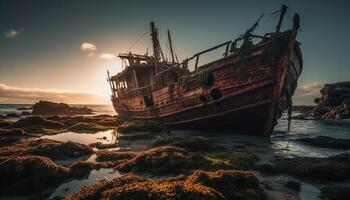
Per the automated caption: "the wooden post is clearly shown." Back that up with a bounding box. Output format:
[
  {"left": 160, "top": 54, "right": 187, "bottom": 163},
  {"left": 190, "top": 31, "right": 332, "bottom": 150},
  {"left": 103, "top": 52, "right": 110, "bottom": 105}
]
[
  {"left": 276, "top": 5, "right": 288, "bottom": 33},
  {"left": 225, "top": 42, "right": 230, "bottom": 57},
  {"left": 167, "top": 30, "right": 175, "bottom": 63},
  {"left": 132, "top": 67, "right": 139, "bottom": 88},
  {"left": 195, "top": 55, "right": 199, "bottom": 71}
]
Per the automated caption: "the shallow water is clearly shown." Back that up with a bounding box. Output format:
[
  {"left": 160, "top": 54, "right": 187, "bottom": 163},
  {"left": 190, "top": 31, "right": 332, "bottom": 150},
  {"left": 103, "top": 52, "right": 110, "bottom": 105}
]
[
  {"left": 49, "top": 168, "right": 121, "bottom": 199},
  {"left": 2, "top": 104, "right": 350, "bottom": 199},
  {"left": 41, "top": 129, "right": 118, "bottom": 145}
]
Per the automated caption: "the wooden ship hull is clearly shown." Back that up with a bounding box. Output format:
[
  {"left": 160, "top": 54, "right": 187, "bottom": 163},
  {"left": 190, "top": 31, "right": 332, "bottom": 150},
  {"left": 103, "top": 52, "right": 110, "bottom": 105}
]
[{"left": 108, "top": 5, "right": 303, "bottom": 135}]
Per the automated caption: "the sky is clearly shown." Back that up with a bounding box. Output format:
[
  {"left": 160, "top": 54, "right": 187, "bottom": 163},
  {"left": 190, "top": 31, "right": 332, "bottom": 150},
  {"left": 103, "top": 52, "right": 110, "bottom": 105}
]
[{"left": 0, "top": 0, "right": 349, "bottom": 105}]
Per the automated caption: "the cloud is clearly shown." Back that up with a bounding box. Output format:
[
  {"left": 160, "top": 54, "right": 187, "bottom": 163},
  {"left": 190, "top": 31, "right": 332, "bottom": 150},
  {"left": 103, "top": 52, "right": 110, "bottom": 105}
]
[
  {"left": 99, "top": 53, "right": 116, "bottom": 60},
  {"left": 293, "top": 82, "right": 323, "bottom": 105},
  {"left": 0, "top": 83, "right": 109, "bottom": 104},
  {"left": 4, "top": 28, "right": 24, "bottom": 38},
  {"left": 81, "top": 42, "right": 96, "bottom": 51}
]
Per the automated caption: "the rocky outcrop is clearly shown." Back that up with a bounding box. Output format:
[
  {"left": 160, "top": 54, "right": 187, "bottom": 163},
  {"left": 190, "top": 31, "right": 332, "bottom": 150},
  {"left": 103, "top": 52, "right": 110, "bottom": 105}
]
[
  {"left": 64, "top": 170, "right": 265, "bottom": 200},
  {"left": 313, "top": 82, "right": 350, "bottom": 119},
  {"left": 0, "top": 138, "right": 93, "bottom": 159},
  {"left": 32, "top": 101, "right": 94, "bottom": 115},
  {"left": 0, "top": 156, "right": 70, "bottom": 195}
]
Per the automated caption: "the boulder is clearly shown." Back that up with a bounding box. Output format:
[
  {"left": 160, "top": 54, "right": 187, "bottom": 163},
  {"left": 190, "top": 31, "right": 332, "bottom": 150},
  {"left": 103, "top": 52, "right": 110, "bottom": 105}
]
[
  {"left": 0, "top": 156, "right": 69, "bottom": 195},
  {"left": 12, "top": 116, "right": 64, "bottom": 133},
  {"left": 311, "top": 81, "right": 350, "bottom": 119},
  {"left": 32, "top": 100, "right": 94, "bottom": 115},
  {"left": 6, "top": 113, "right": 21, "bottom": 118},
  {"left": 0, "top": 138, "right": 93, "bottom": 159}
]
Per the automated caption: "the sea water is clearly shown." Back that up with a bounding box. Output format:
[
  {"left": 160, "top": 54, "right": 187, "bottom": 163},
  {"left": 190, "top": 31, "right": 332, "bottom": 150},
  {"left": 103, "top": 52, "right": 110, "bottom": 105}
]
[{"left": 1, "top": 104, "right": 350, "bottom": 199}]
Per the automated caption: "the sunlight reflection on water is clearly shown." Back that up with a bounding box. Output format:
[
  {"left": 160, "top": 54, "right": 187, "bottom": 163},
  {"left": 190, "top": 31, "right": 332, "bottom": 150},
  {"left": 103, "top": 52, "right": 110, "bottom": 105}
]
[{"left": 41, "top": 129, "right": 118, "bottom": 145}]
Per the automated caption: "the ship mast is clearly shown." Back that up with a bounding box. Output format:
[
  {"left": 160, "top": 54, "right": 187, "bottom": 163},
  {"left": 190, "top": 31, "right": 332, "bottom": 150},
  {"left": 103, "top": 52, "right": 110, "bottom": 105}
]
[
  {"left": 167, "top": 30, "right": 175, "bottom": 63},
  {"left": 150, "top": 22, "right": 164, "bottom": 73},
  {"left": 276, "top": 4, "right": 288, "bottom": 33}
]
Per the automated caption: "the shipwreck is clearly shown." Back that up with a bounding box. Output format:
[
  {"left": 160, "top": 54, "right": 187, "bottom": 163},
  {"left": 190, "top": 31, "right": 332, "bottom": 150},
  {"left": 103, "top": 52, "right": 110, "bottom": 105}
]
[{"left": 107, "top": 5, "right": 303, "bottom": 135}]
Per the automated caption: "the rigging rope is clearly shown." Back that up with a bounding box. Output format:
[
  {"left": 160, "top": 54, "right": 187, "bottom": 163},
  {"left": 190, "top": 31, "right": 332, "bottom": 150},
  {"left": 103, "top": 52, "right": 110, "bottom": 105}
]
[{"left": 127, "top": 30, "right": 150, "bottom": 52}]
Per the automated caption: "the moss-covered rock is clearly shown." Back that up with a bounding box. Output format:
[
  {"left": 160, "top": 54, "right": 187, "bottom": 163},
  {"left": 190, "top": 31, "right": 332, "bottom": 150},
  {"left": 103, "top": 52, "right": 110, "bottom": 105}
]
[
  {"left": 11, "top": 116, "right": 64, "bottom": 133},
  {"left": 0, "top": 139, "right": 93, "bottom": 159},
  {"left": 96, "top": 150, "right": 137, "bottom": 162},
  {"left": 210, "top": 147, "right": 259, "bottom": 170},
  {"left": 273, "top": 153, "right": 350, "bottom": 181},
  {"left": 119, "top": 132, "right": 155, "bottom": 141},
  {"left": 0, "top": 128, "right": 25, "bottom": 136},
  {"left": 152, "top": 135, "right": 223, "bottom": 152},
  {"left": 0, "top": 156, "right": 69, "bottom": 195},
  {"left": 69, "top": 161, "right": 115, "bottom": 177},
  {"left": 67, "top": 122, "right": 112, "bottom": 133},
  {"left": 187, "top": 170, "right": 265, "bottom": 200},
  {"left": 116, "top": 146, "right": 235, "bottom": 175},
  {"left": 89, "top": 142, "right": 119, "bottom": 149},
  {"left": 117, "top": 121, "right": 163, "bottom": 134},
  {"left": 64, "top": 170, "right": 265, "bottom": 200}
]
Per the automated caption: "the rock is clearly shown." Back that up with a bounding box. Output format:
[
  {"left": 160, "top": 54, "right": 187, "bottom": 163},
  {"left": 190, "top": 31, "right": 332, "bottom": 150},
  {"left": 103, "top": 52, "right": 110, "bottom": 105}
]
[
  {"left": 17, "top": 106, "right": 32, "bottom": 111},
  {"left": 292, "top": 105, "right": 314, "bottom": 113},
  {"left": 20, "top": 111, "right": 31, "bottom": 116},
  {"left": 152, "top": 135, "right": 224, "bottom": 152},
  {"left": 0, "top": 156, "right": 69, "bottom": 195},
  {"left": 118, "top": 132, "right": 155, "bottom": 141},
  {"left": 12, "top": 116, "right": 64, "bottom": 133},
  {"left": 0, "top": 128, "right": 27, "bottom": 147},
  {"left": 115, "top": 146, "right": 235, "bottom": 175},
  {"left": 320, "top": 186, "right": 350, "bottom": 200},
  {"left": 69, "top": 161, "right": 116, "bottom": 177},
  {"left": 297, "top": 136, "right": 350, "bottom": 150},
  {"left": 6, "top": 113, "right": 21, "bottom": 118},
  {"left": 254, "top": 163, "right": 277, "bottom": 175},
  {"left": 273, "top": 153, "right": 350, "bottom": 181},
  {"left": 90, "top": 142, "right": 119, "bottom": 150},
  {"left": 64, "top": 170, "right": 265, "bottom": 200},
  {"left": 210, "top": 147, "right": 259, "bottom": 170},
  {"left": 67, "top": 122, "right": 111, "bottom": 133},
  {"left": 0, "top": 120, "right": 12, "bottom": 128},
  {"left": 117, "top": 121, "right": 163, "bottom": 134},
  {"left": 0, "top": 128, "right": 25, "bottom": 136},
  {"left": 0, "top": 139, "right": 93, "bottom": 159},
  {"left": 96, "top": 150, "right": 137, "bottom": 162},
  {"left": 285, "top": 180, "right": 300, "bottom": 192},
  {"left": 0, "top": 114, "right": 6, "bottom": 119},
  {"left": 32, "top": 100, "right": 94, "bottom": 115},
  {"left": 312, "top": 82, "right": 350, "bottom": 119}
]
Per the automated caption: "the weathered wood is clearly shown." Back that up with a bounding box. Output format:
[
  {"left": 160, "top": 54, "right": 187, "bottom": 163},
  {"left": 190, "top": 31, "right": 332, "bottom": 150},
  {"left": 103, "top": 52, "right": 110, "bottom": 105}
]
[{"left": 108, "top": 6, "right": 303, "bottom": 135}]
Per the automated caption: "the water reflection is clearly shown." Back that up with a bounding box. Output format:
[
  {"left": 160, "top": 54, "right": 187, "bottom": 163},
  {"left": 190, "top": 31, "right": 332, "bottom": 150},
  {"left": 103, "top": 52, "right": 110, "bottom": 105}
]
[
  {"left": 42, "top": 129, "right": 118, "bottom": 145},
  {"left": 49, "top": 168, "right": 121, "bottom": 199}
]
